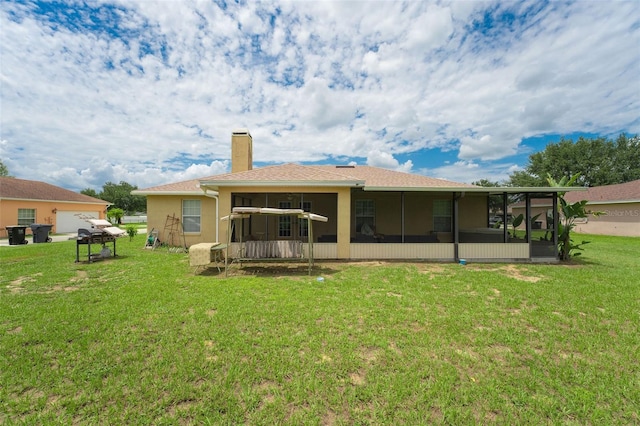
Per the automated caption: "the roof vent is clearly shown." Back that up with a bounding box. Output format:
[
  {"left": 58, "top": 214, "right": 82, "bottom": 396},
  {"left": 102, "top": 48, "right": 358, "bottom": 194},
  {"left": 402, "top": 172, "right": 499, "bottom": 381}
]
[{"left": 336, "top": 165, "right": 355, "bottom": 168}]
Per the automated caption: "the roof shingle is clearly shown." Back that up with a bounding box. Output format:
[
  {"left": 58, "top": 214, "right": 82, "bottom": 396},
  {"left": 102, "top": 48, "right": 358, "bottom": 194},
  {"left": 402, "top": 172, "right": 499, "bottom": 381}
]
[
  {"left": 564, "top": 179, "right": 640, "bottom": 203},
  {"left": 0, "top": 177, "right": 108, "bottom": 204},
  {"left": 137, "top": 163, "right": 476, "bottom": 192}
]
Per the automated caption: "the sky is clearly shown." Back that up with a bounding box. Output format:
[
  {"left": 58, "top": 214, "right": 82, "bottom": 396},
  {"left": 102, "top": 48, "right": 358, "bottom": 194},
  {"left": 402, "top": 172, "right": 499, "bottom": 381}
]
[{"left": 1, "top": 0, "right": 639, "bottom": 192}]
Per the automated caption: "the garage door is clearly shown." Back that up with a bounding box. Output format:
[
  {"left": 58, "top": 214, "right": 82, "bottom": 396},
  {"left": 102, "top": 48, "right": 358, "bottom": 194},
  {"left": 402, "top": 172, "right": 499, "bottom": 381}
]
[{"left": 56, "top": 211, "right": 101, "bottom": 233}]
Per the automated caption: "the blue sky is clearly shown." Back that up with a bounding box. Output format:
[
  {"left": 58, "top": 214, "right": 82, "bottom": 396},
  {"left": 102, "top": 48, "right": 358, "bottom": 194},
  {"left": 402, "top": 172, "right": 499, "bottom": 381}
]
[{"left": 1, "top": 1, "right": 638, "bottom": 191}]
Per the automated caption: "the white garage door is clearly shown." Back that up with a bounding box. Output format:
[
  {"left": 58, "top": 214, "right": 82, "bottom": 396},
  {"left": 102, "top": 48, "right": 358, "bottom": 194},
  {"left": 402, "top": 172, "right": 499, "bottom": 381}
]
[{"left": 56, "top": 211, "right": 101, "bottom": 233}]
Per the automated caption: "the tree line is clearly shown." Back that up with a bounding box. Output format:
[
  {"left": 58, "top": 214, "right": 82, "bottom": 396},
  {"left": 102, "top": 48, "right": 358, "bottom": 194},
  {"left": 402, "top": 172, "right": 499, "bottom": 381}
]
[
  {"left": 475, "top": 133, "right": 640, "bottom": 188},
  {"left": 81, "top": 181, "right": 146, "bottom": 215}
]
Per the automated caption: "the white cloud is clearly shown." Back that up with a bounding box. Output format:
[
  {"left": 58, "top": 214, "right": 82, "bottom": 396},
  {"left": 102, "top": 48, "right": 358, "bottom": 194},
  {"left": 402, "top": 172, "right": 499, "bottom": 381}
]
[
  {"left": 366, "top": 150, "right": 413, "bottom": 173},
  {"left": 1, "top": 0, "right": 638, "bottom": 191}
]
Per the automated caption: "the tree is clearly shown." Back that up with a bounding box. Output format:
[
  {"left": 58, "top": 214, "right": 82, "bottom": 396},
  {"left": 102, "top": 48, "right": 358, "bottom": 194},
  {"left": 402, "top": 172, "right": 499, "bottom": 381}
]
[
  {"left": 107, "top": 207, "right": 125, "bottom": 225},
  {"left": 508, "top": 134, "right": 640, "bottom": 187},
  {"left": 473, "top": 179, "right": 504, "bottom": 216},
  {"left": 0, "top": 160, "right": 12, "bottom": 177},
  {"left": 98, "top": 181, "right": 146, "bottom": 214},
  {"left": 81, "top": 188, "right": 99, "bottom": 198},
  {"left": 472, "top": 178, "right": 501, "bottom": 188}
]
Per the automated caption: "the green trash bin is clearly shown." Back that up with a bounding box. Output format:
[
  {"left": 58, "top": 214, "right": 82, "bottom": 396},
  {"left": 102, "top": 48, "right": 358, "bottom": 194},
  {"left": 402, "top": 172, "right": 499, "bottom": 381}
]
[
  {"left": 30, "top": 224, "right": 53, "bottom": 243},
  {"left": 6, "top": 226, "right": 28, "bottom": 245}
]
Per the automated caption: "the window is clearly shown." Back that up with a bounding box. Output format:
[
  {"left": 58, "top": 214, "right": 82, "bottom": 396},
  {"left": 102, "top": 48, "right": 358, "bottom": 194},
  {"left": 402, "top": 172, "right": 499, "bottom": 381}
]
[
  {"left": 182, "top": 200, "right": 201, "bottom": 233},
  {"left": 18, "top": 209, "right": 36, "bottom": 226},
  {"left": 433, "top": 200, "right": 452, "bottom": 232},
  {"left": 299, "top": 201, "right": 311, "bottom": 237},
  {"left": 278, "top": 201, "right": 292, "bottom": 237},
  {"left": 355, "top": 199, "right": 375, "bottom": 234}
]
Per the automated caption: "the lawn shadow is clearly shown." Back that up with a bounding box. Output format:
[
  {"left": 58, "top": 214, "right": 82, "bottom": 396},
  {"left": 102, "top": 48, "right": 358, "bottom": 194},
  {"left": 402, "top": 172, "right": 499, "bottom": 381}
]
[
  {"left": 197, "top": 261, "right": 341, "bottom": 278},
  {"left": 73, "top": 254, "right": 131, "bottom": 264}
]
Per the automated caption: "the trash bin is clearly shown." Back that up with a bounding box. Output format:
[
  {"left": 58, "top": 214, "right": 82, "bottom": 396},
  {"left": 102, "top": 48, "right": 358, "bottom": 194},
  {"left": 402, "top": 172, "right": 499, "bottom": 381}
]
[
  {"left": 30, "top": 224, "right": 53, "bottom": 243},
  {"left": 6, "top": 226, "right": 28, "bottom": 245}
]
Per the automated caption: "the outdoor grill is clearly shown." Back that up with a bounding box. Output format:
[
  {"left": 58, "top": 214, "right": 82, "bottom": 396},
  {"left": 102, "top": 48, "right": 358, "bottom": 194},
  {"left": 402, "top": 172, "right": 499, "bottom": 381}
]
[{"left": 75, "top": 219, "right": 126, "bottom": 263}]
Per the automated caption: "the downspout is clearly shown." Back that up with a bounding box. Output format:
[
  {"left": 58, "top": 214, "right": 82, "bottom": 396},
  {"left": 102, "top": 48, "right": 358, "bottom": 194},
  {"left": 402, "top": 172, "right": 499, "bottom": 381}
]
[{"left": 202, "top": 189, "right": 220, "bottom": 243}]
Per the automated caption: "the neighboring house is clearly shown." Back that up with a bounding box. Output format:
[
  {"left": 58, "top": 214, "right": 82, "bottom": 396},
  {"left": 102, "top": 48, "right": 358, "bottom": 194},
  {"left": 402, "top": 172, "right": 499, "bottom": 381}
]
[
  {"left": 0, "top": 177, "right": 110, "bottom": 237},
  {"left": 564, "top": 180, "right": 640, "bottom": 237},
  {"left": 134, "top": 130, "right": 582, "bottom": 262}
]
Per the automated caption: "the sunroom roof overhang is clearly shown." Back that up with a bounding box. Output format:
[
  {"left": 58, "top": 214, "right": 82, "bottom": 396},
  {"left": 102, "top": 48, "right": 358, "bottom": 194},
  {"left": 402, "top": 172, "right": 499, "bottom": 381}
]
[{"left": 361, "top": 186, "right": 587, "bottom": 194}]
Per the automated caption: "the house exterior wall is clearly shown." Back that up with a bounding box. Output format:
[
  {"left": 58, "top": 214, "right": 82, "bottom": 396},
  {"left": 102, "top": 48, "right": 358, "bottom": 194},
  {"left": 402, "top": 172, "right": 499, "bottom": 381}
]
[
  {"left": 146, "top": 194, "right": 218, "bottom": 247},
  {"left": 573, "top": 202, "right": 640, "bottom": 237},
  {"left": 0, "top": 199, "right": 107, "bottom": 238},
  {"left": 458, "top": 195, "right": 490, "bottom": 229}
]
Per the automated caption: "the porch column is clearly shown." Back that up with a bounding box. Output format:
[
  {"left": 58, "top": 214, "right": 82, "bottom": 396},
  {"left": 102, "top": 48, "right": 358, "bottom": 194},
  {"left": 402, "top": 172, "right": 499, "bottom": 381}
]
[
  {"left": 336, "top": 188, "right": 351, "bottom": 259},
  {"left": 553, "top": 193, "right": 559, "bottom": 258},
  {"left": 525, "top": 193, "right": 531, "bottom": 245},
  {"left": 218, "top": 189, "right": 232, "bottom": 244},
  {"left": 503, "top": 192, "right": 508, "bottom": 243},
  {"left": 453, "top": 192, "right": 459, "bottom": 261}
]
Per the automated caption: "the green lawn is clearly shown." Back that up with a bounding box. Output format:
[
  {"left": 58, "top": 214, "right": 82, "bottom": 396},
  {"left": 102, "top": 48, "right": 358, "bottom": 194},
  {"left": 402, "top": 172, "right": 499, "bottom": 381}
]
[{"left": 1, "top": 234, "right": 638, "bottom": 424}]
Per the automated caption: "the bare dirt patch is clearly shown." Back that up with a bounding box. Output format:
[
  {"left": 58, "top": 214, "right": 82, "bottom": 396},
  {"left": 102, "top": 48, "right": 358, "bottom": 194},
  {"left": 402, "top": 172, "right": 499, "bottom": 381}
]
[
  {"left": 468, "top": 264, "right": 543, "bottom": 283},
  {"left": 349, "top": 370, "right": 366, "bottom": 386},
  {"left": 360, "top": 346, "right": 381, "bottom": 363}
]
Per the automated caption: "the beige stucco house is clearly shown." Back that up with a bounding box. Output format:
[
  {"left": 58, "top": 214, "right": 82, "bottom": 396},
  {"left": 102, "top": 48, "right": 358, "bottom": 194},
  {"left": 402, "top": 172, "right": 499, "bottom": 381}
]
[
  {"left": 135, "top": 130, "right": 582, "bottom": 262},
  {"left": 563, "top": 180, "right": 638, "bottom": 237},
  {"left": 0, "top": 177, "right": 110, "bottom": 237}
]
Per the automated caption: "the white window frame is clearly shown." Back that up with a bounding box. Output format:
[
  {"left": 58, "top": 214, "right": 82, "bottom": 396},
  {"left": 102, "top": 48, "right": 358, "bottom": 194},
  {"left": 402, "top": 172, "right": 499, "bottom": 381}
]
[{"left": 182, "top": 200, "right": 201, "bottom": 233}]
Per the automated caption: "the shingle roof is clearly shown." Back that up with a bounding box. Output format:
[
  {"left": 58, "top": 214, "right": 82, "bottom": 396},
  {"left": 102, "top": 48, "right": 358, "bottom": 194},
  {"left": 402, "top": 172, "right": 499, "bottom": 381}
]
[
  {"left": 132, "top": 177, "right": 206, "bottom": 194},
  {"left": 312, "top": 165, "right": 473, "bottom": 188},
  {"left": 201, "top": 163, "right": 366, "bottom": 184},
  {"left": 137, "top": 163, "right": 476, "bottom": 193},
  {"left": 0, "top": 177, "right": 109, "bottom": 204},
  {"left": 200, "top": 163, "right": 474, "bottom": 189},
  {"left": 564, "top": 179, "right": 640, "bottom": 203}
]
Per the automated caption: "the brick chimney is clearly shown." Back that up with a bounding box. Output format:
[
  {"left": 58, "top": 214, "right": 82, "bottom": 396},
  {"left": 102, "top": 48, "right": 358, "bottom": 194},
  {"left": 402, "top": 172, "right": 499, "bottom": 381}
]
[{"left": 231, "top": 129, "right": 253, "bottom": 173}]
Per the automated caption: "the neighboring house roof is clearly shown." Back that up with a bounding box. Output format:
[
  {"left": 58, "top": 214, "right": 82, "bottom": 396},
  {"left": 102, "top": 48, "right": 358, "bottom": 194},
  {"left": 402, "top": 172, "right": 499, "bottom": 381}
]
[
  {"left": 0, "top": 177, "right": 109, "bottom": 205},
  {"left": 564, "top": 179, "right": 640, "bottom": 204}
]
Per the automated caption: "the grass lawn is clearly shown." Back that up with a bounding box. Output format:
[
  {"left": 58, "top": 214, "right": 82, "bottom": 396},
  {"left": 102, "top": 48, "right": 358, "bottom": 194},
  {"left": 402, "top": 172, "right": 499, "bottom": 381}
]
[{"left": 1, "top": 234, "right": 638, "bottom": 424}]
